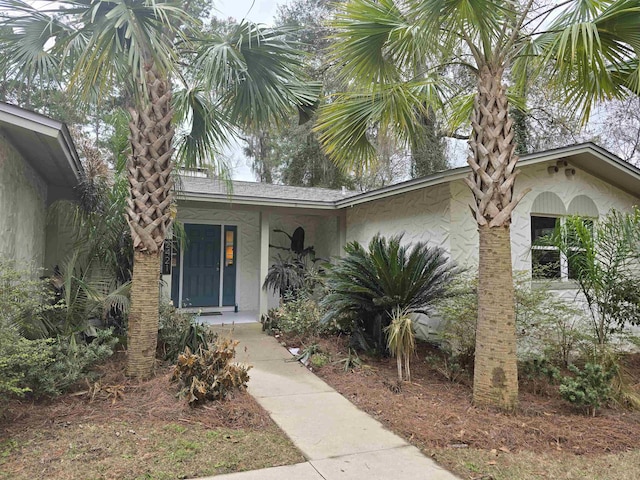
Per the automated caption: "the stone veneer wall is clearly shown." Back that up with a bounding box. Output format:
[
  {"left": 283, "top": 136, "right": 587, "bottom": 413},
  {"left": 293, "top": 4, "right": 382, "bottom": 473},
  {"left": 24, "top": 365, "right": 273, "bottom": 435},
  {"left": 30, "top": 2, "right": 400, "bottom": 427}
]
[{"left": 0, "top": 133, "right": 47, "bottom": 269}]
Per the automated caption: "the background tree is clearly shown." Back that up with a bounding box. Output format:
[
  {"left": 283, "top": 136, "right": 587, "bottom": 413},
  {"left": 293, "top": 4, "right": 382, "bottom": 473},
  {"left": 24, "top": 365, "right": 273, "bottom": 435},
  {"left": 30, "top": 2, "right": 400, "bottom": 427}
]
[
  {"left": 316, "top": 0, "right": 640, "bottom": 410},
  {"left": 1, "top": 0, "right": 318, "bottom": 377}
]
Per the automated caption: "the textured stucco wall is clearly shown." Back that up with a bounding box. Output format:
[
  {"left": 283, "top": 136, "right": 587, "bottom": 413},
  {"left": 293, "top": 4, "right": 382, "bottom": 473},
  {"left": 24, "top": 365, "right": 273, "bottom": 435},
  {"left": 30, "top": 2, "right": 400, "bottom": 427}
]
[
  {"left": 448, "top": 161, "right": 639, "bottom": 274},
  {"left": 345, "top": 183, "right": 451, "bottom": 251},
  {"left": 0, "top": 133, "right": 47, "bottom": 269},
  {"left": 511, "top": 162, "right": 639, "bottom": 273}
]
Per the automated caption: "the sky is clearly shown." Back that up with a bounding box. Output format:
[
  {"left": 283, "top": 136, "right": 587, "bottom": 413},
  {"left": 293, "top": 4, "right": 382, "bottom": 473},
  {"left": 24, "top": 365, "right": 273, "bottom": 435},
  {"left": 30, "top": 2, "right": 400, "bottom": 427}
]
[
  {"left": 214, "top": 0, "right": 283, "bottom": 181},
  {"left": 215, "top": 0, "right": 280, "bottom": 25}
]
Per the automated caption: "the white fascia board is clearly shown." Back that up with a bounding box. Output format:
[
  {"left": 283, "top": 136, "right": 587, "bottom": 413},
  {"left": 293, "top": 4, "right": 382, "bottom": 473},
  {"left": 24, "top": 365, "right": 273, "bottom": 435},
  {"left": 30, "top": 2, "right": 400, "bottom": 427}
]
[{"left": 179, "top": 192, "right": 339, "bottom": 210}]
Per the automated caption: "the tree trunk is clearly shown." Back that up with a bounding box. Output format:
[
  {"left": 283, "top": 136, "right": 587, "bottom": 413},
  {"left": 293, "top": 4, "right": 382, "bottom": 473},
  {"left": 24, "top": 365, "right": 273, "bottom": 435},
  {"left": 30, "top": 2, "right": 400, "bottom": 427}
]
[
  {"left": 125, "top": 64, "right": 175, "bottom": 378},
  {"left": 466, "top": 65, "right": 528, "bottom": 411},
  {"left": 473, "top": 225, "right": 518, "bottom": 410},
  {"left": 126, "top": 250, "right": 161, "bottom": 377}
]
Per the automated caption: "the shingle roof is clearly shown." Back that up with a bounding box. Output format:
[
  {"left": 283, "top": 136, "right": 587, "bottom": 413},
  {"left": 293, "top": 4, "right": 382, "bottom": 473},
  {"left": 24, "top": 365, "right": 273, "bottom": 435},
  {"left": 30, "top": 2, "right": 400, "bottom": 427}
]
[{"left": 179, "top": 175, "right": 358, "bottom": 204}]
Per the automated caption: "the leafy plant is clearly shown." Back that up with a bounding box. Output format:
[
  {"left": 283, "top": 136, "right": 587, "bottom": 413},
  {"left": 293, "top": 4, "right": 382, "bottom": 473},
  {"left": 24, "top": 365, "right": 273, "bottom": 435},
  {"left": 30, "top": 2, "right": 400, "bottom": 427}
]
[
  {"left": 541, "top": 209, "right": 640, "bottom": 346},
  {"left": 437, "top": 273, "right": 587, "bottom": 369},
  {"left": 335, "top": 348, "right": 363, "bottom": 372},
  {"left": 263, "top": 227, "right": 325, "bottom": 302},
  {"left": 559, "top": 363, "right": 617, "bottom": 416},
  {"left": 158, "top": 302, "right": 216, "bottom": 362},
  {"left": 0, "top": 325, "right": 117, "bottom": 400},
  {"left": 267, "top": 293, "right": 325, "bottom": 338},
  {"left": 172, "top": 339, "right": 251, "bottom": 406},
  {"left": 519, "top": 357, "right": 560, "bottom": 395},
  {"left": 323, "top": 234, "right": 458, "bottom": 353},
  {"left": 262, "top": 254, "right": 307, "bottom": 300},
  {"left": 31, "top": 329, "right": 118, "bottom": 397},
  {"left": 0, "top": 260, "right": 62, "bottom": 338},
  {"left": 385, "top": 308, "right": 415, "bottom": 382},
  {"left": 0, "top": 324, "right": 54, "bottom": 399},
  {"left": 43, "top": 250, "right": 130, "bottom": 337}
]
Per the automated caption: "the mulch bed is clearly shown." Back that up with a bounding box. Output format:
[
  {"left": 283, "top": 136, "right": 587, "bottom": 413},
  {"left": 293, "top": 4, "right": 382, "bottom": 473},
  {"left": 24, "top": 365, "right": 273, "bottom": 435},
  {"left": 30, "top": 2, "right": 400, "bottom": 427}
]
[
  {"left": 0, "top": 352, "right": 271, "bottom": 438},
  {"left": 306, "top": 335, "right": 640, "bottom": 456}
]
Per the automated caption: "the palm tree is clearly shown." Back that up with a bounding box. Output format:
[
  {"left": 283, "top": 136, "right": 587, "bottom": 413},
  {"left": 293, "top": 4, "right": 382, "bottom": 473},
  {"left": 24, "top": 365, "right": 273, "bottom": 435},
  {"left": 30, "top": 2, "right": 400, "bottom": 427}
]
[
  {"left": 316, "top": 0, "right": 640, "bottom": 410},
  {"left": 1, "top": 0, "right": 318, "bottom": 378}
]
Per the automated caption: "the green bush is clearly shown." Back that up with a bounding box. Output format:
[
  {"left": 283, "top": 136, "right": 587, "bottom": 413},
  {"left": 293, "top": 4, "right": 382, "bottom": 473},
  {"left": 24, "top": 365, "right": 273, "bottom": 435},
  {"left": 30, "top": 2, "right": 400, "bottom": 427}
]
[
  {"left": 262, "top": 294, "right": 325, "bottom": 338},
  {"left": 0, "top": 260, "right": 61, "bottom": 337},
  {"left": 0, "top": 324, "right": 117, "bottom": 400},
  {"left": 158, "top": 301, "right": 216, "bottom": 362},
  {"left": 0, "top": 325, "right": 54, "bottom": 398},
  {"left": 519, "top": 356, "right": 560, "bottom": 395},
  {"left": 559, "top": 363, "right": 617, "bottom": 416},
  {"left": 171, "top": 338, "right": 250, "bottom": 406},
  {"left": 436, "top": 273, "right": 587, "bottom": 370}
]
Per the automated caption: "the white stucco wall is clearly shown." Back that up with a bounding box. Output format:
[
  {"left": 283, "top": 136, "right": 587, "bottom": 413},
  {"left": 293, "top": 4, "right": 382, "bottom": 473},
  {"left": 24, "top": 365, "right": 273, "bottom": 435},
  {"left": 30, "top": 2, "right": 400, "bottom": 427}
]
[
  {"left": 511, "top": 162, "right": 639, "bottom": 273},
  {"left": 345, "top": 183, "right": 451, "bottom": 251},
  {"left": 0, "top": 133, "right": 48, "bottom": 269},
  {"left": 447, "top": 161, "right": 639, "bottom": 274}
]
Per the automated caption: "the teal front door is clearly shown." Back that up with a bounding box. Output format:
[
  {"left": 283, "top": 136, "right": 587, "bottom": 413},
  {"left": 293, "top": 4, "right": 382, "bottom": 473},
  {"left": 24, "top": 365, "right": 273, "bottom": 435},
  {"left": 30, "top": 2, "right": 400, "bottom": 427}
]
[{"left": 182, "top": 224, "right": 221, "bottom": 307}]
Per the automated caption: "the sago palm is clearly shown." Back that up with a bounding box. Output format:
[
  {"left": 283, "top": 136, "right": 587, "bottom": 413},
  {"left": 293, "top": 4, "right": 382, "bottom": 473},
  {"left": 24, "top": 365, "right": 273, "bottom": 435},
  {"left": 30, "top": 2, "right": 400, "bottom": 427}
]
[
  {"left": 316, "top": 0, "right": 640, "bottom": 410},
  {"left": 322, "top": 234, "right": 458, "bottom": 352},
  {"left": 0, "top": 0, "right": 318, "bottom": 377}
]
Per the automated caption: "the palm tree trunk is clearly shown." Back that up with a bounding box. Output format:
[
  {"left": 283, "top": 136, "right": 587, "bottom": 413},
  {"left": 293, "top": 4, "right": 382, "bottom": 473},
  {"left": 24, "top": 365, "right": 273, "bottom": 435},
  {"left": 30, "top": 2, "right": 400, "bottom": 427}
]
[
  {"left": 126, "top": 250, "right": 161, "bottom": 377},
  {"left": 473, "top": 225, "right": 518, "bottom": 409},
  {"left": 466, "top": 65, "right": 527, "bottom": 411},
  {"left": 125, "top": 64, "right": 175, "bottom": 378}
]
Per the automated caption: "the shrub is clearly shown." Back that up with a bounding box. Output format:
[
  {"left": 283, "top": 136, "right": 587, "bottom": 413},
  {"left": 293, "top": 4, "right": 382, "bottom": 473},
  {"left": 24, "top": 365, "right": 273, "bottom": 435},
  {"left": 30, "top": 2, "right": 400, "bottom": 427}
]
[
  {"left": 519, "top": 356, "right": 560, "bottom": 395},
  {"left": 323, "top": 234, "right": 458, "bottom": 353},
  {"left": 0, "top": 260, "right": 61, "bottom": 338},
  {"left": 0, "top": 325, "right": 117, "bottom": 399},
  {"left": 35, "top": 329, "right": 118, "bottom": 397},
  {"left": 0, "top": 325, "right": 54, "bottom": 399},
  {"left": 559, "top": 363, "right": 617, "bottom": 416},
  {"left": 541, "top": 209, "right": 640, "bottom": 345},
  {"left": 158, "top": 302, "right": 216, "bottom": 362},
  {"left": 262, "top": 293, "right": 325, "bottom": 338},
  {"left": 172, "top": 338, "right": 250, "bottom": 406},
  {"left": 436, "top": 273, "right": 587, "bottom": 369}
]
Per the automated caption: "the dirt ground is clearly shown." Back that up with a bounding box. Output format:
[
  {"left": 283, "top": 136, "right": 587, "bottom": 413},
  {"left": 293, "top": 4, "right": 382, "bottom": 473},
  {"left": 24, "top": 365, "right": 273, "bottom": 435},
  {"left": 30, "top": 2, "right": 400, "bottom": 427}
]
[
  {"left": 302, "top": 335, "right": 640, "bottom": 479},
  {"left": 0, "top": 353, "right": 303, "bottom": 480}
]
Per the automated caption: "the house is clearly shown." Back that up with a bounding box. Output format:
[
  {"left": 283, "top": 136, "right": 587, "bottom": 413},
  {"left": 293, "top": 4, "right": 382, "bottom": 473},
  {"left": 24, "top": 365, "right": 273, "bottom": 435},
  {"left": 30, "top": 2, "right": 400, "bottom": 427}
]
[
  {"left": 0, "top": 103, "right": 82, "bottom": 272},
  {"left": 165, "top": 142, "right": 640, "bottom": 319}
]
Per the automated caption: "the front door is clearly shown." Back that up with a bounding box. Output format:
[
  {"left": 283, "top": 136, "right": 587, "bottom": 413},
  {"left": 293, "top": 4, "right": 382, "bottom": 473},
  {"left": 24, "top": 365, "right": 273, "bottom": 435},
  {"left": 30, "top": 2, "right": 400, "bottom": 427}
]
[{"left": 182, "top": 224, "right": 221, "bottom": 307}]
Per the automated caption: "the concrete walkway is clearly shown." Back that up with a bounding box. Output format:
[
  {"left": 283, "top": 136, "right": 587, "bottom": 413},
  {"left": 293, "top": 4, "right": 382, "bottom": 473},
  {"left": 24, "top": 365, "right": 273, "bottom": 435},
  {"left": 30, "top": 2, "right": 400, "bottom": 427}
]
[{"left": 196, "top": 323, "right": 457, "bottom": 480}]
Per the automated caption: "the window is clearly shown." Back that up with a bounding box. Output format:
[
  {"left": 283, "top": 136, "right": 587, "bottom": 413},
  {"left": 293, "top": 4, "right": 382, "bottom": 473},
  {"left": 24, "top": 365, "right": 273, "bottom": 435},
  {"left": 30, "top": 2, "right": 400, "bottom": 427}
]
[
  {"left": 224, "top": 229, "right": 235, "bottom": 267},
  {"left": 531, "top": 216, "right": 561, "bottom": 279},
  {"left": 531, "top": 215, "right": 594, "bottom": 281}
]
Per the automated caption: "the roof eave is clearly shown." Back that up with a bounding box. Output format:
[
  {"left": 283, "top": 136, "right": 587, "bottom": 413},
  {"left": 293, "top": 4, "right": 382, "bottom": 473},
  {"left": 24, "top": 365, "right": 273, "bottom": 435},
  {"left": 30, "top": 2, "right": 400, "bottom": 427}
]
[
  {"left": 179, "top": 191, "right": 340, "bottom": 209},
  {"left": 0, "top": 103, "right": 83, "bottom": 186}
]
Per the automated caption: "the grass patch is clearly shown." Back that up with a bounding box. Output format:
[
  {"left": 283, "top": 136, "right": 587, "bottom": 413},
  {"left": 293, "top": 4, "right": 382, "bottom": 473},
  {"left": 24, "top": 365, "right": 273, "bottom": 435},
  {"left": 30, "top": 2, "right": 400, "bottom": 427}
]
[
  {"left": 0, "top": 358, "right": 303, "bottom": 480},
  {"left": 435, "top": 448, "right": 640, "bottom": 480},
  {"left": 0, "top": 422, "right": 302, "bottom": 480}
]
